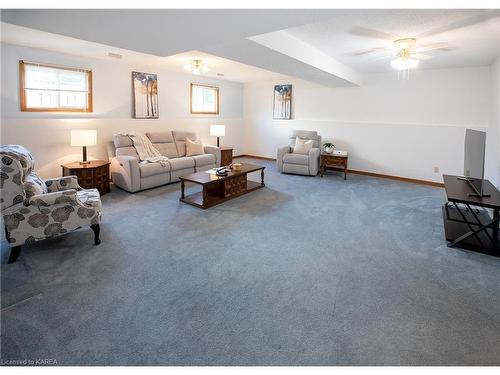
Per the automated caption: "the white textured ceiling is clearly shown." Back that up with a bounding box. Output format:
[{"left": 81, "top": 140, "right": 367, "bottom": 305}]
[
  {"left": 0, "top": 9, "right": 339, "bottom": 57},
  {"left": 0, "top": 23, "right": 287, "bottom": 83},
  {"left": 285, "top": 9, "right": 500, "bottom": 73},
  {"left": 1, "top": 9, "right": 499, "bottom": 85}
]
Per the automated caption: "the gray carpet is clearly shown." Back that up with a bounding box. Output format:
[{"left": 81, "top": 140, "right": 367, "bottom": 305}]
[{"left": 1, "top": 158, "right": 500, "bottom": 365}]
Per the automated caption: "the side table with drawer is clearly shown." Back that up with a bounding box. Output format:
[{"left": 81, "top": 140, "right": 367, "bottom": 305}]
[{"left": 320, "top": 151, "right": 348, "bottom": 180}]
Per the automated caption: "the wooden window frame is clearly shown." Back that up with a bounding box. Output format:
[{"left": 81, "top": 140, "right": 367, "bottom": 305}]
[
  {"left": 190, "top": 83, "right": 219, "bottom": 115},
  {"left": 19, "top": 60, "right": 93, "bottom": 113}
]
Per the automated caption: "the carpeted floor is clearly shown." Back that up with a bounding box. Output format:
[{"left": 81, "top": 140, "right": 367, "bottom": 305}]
[{"left": 1, "top": 158, "right": 500, "bottom": 365}]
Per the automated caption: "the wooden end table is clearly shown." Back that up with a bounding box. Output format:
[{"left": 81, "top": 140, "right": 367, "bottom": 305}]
[
  {"left": 61, "top": 160, "right": 111, "bottom": 195},
  {"left": 220, "top": 147, "right": 233, "bottom": 166},
  {"left": 320, "top": 151, "right": 348, "bottom": 180}
]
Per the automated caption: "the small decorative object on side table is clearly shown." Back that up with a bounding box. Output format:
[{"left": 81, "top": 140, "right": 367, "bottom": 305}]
[
  {"left": 320, "top": 150, "right": 348, "bottom": 180},
  {"left": 323, "top": 142, "right": 335, "bottom": 154},
  {"left": 61, "top": 160, "right": 111, "bottom": 195},
  {"left": 220, "top": 147, "right": 233, "bottom": 166}
]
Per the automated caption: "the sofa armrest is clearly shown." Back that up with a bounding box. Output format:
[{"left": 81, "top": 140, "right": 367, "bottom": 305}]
[
  {"left": 44, "top": 175, "right": 80, "bottom": 192},
  {"left": 308, "top": 148, "right": 321, "bottom": 176},
  {"left": 28, "top": 189, "right": 78, "bottom": 207},
  {"left": 204, "top": 145, "right": 221, "bottom": 167},
  {"left": 112, "top": 155, "right": 141, "bottom": 192},
  {"left": 277, "top": 145, "right": 291, "bottom": 173}
]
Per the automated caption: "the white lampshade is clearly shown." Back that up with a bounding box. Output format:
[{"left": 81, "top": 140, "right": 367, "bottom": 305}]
[
  {"left": 210, "top": 125, "right": 225, "bottom": 137},
  {"left": 71, "top": 129, "right": 97, "bottom": 147}
]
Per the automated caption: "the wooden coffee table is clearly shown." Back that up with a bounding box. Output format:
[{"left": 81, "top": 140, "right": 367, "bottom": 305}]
[{"left": 179, "top": 163, "right": 265, "bottom": 209}]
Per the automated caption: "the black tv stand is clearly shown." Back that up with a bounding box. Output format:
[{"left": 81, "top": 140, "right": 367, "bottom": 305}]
[{"left": 442, "top": 175, "right": 500, "bottom": 256}]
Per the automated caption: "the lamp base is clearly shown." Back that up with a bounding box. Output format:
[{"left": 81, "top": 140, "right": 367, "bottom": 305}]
[{"left": 79, "top": 160, "right": 91, "bottom": 165}]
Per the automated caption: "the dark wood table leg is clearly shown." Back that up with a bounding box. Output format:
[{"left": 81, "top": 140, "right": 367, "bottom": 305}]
[
  {"left": 494, "top": 208, "right": 499, "bottom": 248},
  {"left": 344, "top": 161, "right": 347, "bottom": 180},
  {"left": 180, "top": 180, "right": 185, "bottom": 199},
  {"left": 320, "top": 163, "right": 324, "bottom": 177},
  {"left": 202, "top": 185, "right": 207, "bottom": 207},
  {"left": 261, "top": 168, "right": 265, "bottom": 186}
]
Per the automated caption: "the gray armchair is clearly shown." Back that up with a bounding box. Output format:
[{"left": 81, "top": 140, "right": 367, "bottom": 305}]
[{"left": 277, "top": 130, "right": 321, "bottom": 176}]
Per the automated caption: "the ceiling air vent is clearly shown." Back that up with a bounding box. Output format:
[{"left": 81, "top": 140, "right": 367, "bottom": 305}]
[{"left": 107, "top": 52, "right": 123, "bottom": 59}]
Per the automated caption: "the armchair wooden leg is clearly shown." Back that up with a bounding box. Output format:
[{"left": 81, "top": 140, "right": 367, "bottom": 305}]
[
  {"left": 90, "top": 224, "right": 101, "bottom": 245},
  {"left": 8, "top": 246, "right": 22, "bottom": 264}
]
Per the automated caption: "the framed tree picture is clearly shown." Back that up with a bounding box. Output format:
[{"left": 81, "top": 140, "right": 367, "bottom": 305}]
[
  {"left": 273, "top": 84, "right": 292, "bottom": 120},
  {"left": 132, "top": 71, "right": 158, "bottom": 119}
]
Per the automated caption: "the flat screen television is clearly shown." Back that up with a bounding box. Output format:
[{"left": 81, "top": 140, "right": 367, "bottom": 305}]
[{"left": 463, "top": 128, "right": 487, "bottom": 196}]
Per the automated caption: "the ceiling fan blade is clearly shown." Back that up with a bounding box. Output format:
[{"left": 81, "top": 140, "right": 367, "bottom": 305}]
[
  {"left": 348, "top": 26, "right": 396, "bottom": 41},
  {"left": 348, "top": 47, "right": 390, "bottom": 56},
  {"left": 414, "top": 42, "right": 450, "bottom": 52},
  {"left": 418, "top": 10, "right": 500, "bottom": 38},
  {"left": 411, "top": 53, "right": 432, "bottom": 60},
  {"left": 371, "top": 54, "right": 396, "bottom": 61}
]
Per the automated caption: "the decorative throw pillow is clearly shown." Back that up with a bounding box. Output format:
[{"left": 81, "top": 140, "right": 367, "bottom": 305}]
[
  {"left": 186, "top": 138, "right": 204, "bottom": 156},
  {"left": 23, "top": 172, "right": 48, "bottom": 199},
  {"left": 293, "top": 137, "right": 313, "bottom": 154}
]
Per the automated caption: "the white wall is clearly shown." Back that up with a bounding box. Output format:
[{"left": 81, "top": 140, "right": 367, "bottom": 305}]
[
  {"left": 1, "top": 41, "right": 496, "bottom": 185},
  {"left": 243, "top": 67, "right": 491, "bottom": 183},
  {"left": 0, "top": 43, "right": 244, "bottom": 178},
  {"left": 486, "top": 56, "right": 500, "bottom": 188}
]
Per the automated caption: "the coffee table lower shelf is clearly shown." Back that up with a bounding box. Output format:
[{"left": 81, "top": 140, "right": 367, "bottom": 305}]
[{"left": 181, "top": 180, "right": 264, "bottom": 209}]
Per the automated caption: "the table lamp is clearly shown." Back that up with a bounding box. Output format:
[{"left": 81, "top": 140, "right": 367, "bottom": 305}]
[
  {"left": 71, "top": 129, "right": 97, "bottom": 164},
  {"left": 210, "top": 125, "right": 225, "bottom": 147}
]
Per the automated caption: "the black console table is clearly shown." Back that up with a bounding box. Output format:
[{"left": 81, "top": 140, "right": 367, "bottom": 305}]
[{"left": 442, "top": 175, "right": 500, "bottom": 256}]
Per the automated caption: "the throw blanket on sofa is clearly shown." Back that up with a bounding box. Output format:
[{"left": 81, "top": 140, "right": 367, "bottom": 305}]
[{"left": 121, "top": 132, "right": 169, "bottom": 167}]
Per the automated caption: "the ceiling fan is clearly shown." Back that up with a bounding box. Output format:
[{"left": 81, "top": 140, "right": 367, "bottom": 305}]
[{"left": 349, "top": 35, "right": 450, "bottom": 73}]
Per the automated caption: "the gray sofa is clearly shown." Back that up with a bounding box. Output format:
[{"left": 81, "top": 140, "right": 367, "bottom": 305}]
[
  {"left": 107, "top": 131, "right": 220, "bottom": 192},
  {"left": 277, "top": 130, "right": 321, "bottom": 176}
]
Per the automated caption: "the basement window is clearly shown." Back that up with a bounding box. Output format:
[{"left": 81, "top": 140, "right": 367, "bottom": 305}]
[
  {"left": 19, "top": 61, "right": 93, "bottom": 112},
  {"left": 190, "top": 83, "right": 219, "bottom": 115}
]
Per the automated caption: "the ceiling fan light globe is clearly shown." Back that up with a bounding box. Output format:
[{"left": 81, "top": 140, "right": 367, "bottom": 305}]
[
  {"left": 390, "top": 58, "right": 406, "bottom": 70},
  {"left": 407, "top": 58, "right": 419, "bottom": 69},
  {"left": 184, "top": 63, "right": 193, "bottom": 71},
  {"left": 390, "top": 57, "right": 419, "bottom": 70}
]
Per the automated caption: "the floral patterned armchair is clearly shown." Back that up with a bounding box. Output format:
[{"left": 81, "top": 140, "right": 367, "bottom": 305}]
[{"left": 1, "top": 145, "right": 102, "bottom": 263}]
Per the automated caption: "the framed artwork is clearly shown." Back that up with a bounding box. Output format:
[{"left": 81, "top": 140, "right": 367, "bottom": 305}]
[
  {"left": 190, "top": 83, "right": 219, "bottom": 115},
  {"left": 132, "top": 71, "right": 158, "bottom": 119},
  {"left": 273, "top": 84, "right": 292, "bottom": 120}
]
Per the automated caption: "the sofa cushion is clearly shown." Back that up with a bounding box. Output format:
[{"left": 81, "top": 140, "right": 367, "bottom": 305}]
[
  {"left": 77, "top": 188, "right": 102, "bottom": 210},
  {"left": 24, "top": 172, "right": 48, "bottom": 199},
  {"left": 292, "top": 138, "right": 313, "bottom": 154},
  {"left": 146, "top": 132, "right": 174, "bottom": 143},
  {"left": 115, "top": 146, "right": 139, "bottom": 159},
  {"left": 113, "top": 134, "right": 134, "bottom": 148},
  {"left": 168, "top": 157, "right": 195, "bottom": 171},
  {"left": 186, "top": 138, "right": 204, "bottom": 156},
  {"left": 283, "top": 153, "right": 309, "bottom": 166},
  {"left": 172, "top": 131, "right": 197, "bottom": 157},
  {"left": 154, "top": 143, "right": 178, "bottom": 159},
  {"left": 139, "top": 162, "right": 171, "bottom": 177},
  {"left": 289, "top": 130, "right": 320, "bottom": 149},
  {"left": 192, "top": 154, "right": 216, "bottom": 167}
]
